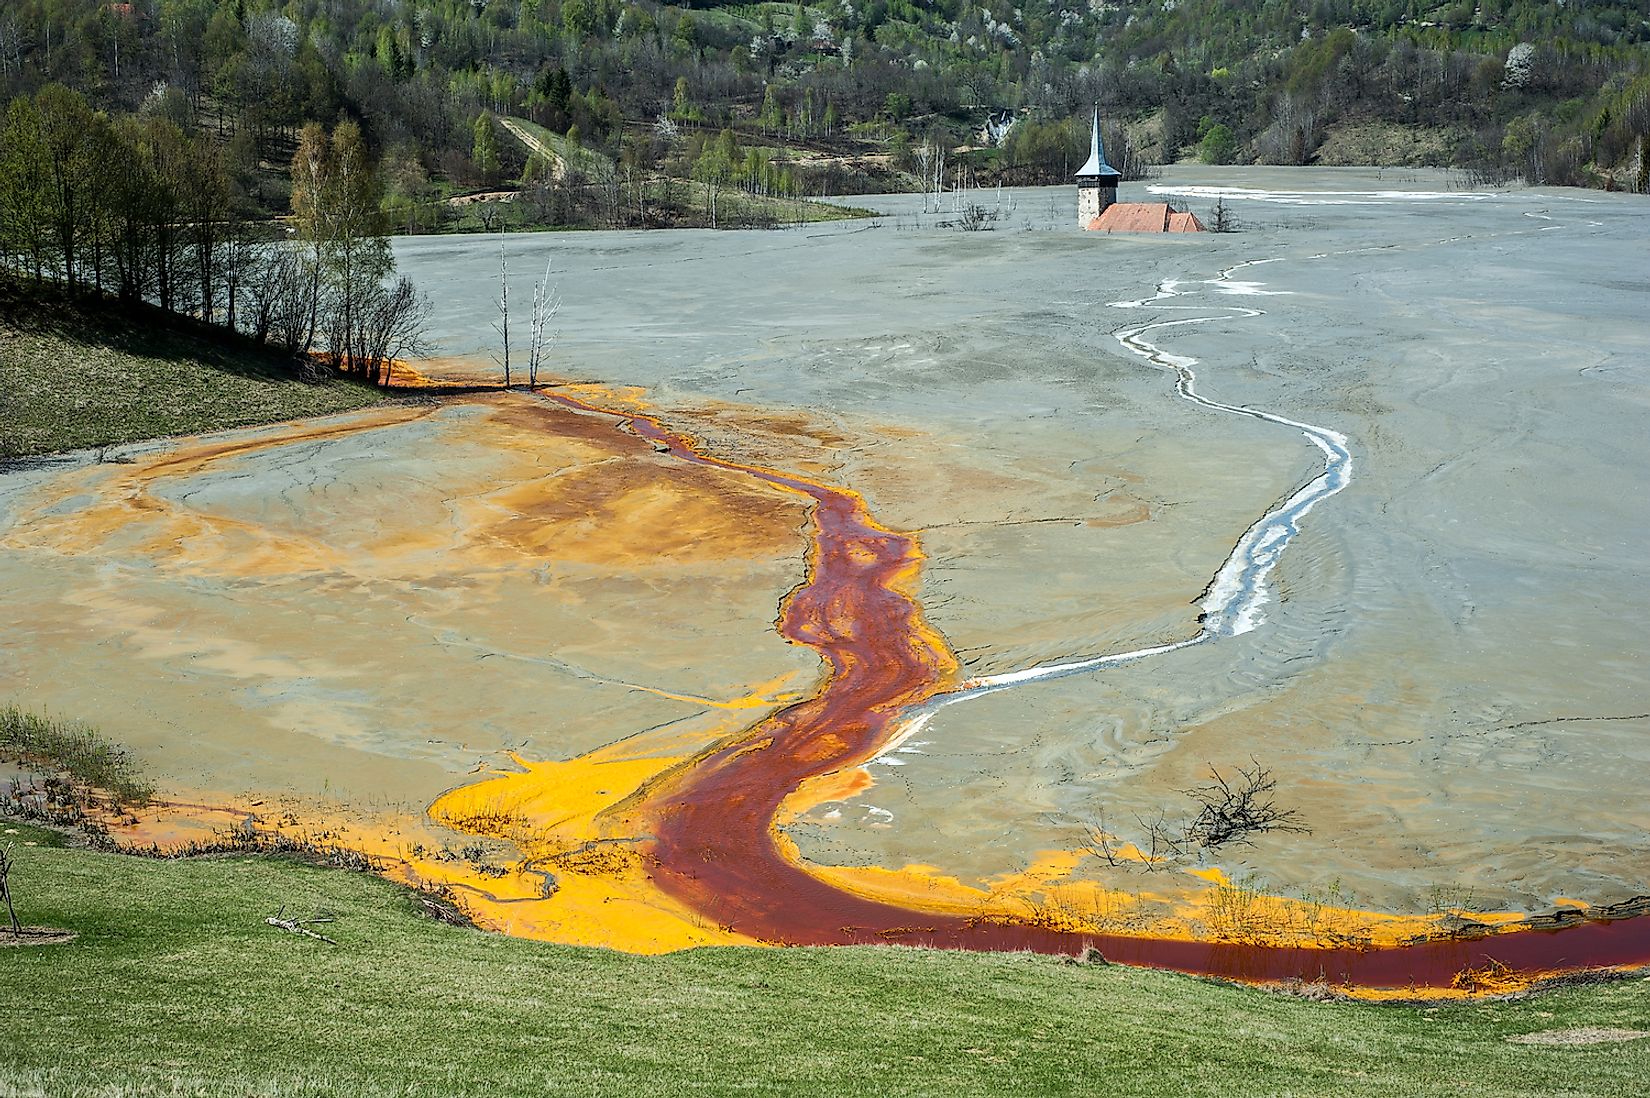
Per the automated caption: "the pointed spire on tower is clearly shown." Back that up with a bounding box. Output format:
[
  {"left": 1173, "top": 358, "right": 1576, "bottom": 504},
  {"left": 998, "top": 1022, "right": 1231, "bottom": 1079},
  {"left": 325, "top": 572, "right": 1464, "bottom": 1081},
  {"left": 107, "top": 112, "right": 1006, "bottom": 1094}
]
[{"left": 1075, "top": 104, "right": 1122, "bottom": 181}]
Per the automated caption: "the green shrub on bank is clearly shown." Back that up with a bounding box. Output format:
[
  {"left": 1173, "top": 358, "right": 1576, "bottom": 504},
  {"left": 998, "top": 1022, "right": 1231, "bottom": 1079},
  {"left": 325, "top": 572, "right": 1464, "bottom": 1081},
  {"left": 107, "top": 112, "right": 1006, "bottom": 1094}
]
[{"left": 0, "top": 705, "right": 153, "bottom": 807}]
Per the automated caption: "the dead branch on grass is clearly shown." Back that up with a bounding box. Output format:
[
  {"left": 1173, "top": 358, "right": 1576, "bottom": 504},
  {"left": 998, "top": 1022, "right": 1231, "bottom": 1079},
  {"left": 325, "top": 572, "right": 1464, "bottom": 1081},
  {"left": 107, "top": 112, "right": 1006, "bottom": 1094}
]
[{"left": 264, "top": 904, "right": 338, "bottom": 945}]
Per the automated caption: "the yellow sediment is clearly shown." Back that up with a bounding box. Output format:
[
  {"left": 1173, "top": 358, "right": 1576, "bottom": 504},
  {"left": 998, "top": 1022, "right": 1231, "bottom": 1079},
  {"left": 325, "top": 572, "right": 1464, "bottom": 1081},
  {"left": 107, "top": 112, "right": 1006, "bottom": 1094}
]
[
  {"left": 420, "top": 748, "right": 758, "bottom": 951},
  {"left": 780, "top": 835, "right": 1525, "bottom": 953},
  {"left": 779, "top": 766, "right": 877, "bottom": 821},
  {"left": 2, "top": 404, "right": 438, "bottom": 573},
  {"left": 39, "top": 380, "right": 1576, "bottom": 995},
  {"left": 116, "top": 765, "right": 1540, "bottom": 973},
  {"left": 117, "top": 746, "right": 757, "bottom": 953}
]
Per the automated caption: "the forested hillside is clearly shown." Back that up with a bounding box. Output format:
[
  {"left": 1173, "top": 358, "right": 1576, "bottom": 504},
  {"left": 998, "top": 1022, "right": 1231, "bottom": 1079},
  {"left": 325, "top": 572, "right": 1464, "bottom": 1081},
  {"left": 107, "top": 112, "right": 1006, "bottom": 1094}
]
[
  {"left": 0, "top": 90, "right": 430, "bottom": 394},
  {"left": 1, "top": 0, "right": 1646, "bottom": 236}
]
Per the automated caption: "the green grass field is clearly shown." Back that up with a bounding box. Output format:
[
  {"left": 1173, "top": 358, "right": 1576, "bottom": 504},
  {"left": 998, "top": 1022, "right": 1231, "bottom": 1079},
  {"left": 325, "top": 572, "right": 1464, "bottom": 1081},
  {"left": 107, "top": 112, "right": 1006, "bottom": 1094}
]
[
  {"left": 0, "top": 283, "right": 383, "bottom": 458},
  {"left": 2, "top": 820, "right": 1646, "bottom": 1096}
]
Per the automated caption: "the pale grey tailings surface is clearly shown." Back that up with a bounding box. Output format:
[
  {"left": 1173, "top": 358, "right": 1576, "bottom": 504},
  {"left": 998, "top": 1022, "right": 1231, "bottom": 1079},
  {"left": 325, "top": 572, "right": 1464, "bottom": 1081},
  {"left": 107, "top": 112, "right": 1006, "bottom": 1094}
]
[
  {"left": 398, "top": 166, "right": 1649, "bottom": 915},
  {"left": 2, "top": 166, "right": 1638, "bottom": 920}
]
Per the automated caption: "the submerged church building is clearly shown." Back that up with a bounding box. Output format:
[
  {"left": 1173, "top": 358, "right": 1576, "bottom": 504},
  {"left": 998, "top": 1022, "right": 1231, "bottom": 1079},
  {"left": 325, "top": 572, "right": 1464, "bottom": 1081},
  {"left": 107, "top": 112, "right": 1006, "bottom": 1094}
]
[{"left": 1076, "top": 109, "right": 1205, "bottom": 233}]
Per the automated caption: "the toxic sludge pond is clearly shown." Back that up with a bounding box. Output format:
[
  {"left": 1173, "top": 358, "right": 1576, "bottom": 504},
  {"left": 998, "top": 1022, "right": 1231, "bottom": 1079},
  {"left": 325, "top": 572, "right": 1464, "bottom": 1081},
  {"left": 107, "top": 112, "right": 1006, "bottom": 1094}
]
[{"left": 4, "top": 166, "right": 1647, "bottom": 994}]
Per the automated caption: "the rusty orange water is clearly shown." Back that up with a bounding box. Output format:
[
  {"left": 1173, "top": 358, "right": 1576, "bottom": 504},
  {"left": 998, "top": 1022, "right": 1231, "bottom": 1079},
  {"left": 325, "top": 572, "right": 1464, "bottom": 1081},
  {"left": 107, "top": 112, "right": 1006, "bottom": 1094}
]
[
  {"left": 510, "top": 389, "right": 1650, "bottom": 989},
  {"left": 77, "top": 385, "right": 1650, "bottom": 990}
]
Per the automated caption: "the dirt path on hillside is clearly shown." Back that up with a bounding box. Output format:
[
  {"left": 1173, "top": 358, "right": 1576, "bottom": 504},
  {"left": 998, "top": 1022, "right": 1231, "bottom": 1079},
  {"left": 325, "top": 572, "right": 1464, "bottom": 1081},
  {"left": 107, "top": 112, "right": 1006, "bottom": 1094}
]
[{"left": 499, "top": 118, "right": 567, "bottom": 181}]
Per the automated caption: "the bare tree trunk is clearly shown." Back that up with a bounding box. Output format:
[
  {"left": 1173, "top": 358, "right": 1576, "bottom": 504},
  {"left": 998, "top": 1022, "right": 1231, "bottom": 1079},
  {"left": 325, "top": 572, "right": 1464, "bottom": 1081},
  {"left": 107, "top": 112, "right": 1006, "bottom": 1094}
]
[
  {"left": 0, "top": 846, "right": 19, "bottom": 935},
  {"left": 302, "top": 255, "right": 321, "bottom": 354},
  {"left": 526, "top": 258, "right": 559, "bottom": 390},
  {"left": 492, "top": 238, "right": 512, "bottom": 387}
]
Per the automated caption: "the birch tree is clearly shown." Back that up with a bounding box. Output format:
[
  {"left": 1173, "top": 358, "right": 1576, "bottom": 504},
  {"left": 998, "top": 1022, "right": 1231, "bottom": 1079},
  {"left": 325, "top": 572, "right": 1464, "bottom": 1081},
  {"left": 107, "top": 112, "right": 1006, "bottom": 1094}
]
[
  {"left": 290, "top": 121, "right": 393, "bottom": 371},
  {"left": 289, "top": 122, "right": 330, "bottom": 352},
  {"left": 34, "top": 85, "right": 100, "bottom": 289},
  {"left": 526, "top": 258, "right": 560, "bottom": 390},
  {"left": 323, "top": 121, "right": 392, "bottom": 373},
  {"left": 493, "top": 239, "right": 512, "bottom": 387}
]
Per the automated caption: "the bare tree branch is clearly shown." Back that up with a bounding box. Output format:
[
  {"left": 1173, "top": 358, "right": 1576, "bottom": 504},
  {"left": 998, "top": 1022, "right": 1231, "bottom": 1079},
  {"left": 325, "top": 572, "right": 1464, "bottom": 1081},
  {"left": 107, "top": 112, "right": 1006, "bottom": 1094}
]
[
  {"left": 526, "top": 257, "right": 560, "bottom": 390},
  {"left": 1182, "top": 759, "right": 1310, "bottom": 849},
  {"left": 1080, "top": 759, "right": 1308, "bottom": 873},
  {"left": 491, "top": 236, "right": 511, "bottom": 388},
  {"left": 0, "top": 844, "right": 20, "bottom": 936},
  {"left": 264, "top": 904, "right": 338, "bottom": 945}
]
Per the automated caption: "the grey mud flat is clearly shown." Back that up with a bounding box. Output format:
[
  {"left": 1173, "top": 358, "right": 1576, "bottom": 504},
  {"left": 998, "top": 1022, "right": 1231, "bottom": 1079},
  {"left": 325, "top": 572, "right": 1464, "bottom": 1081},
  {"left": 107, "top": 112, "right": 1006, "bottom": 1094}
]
[{"left": 3, "top": 165, "right": 1645, "bottom": 921}]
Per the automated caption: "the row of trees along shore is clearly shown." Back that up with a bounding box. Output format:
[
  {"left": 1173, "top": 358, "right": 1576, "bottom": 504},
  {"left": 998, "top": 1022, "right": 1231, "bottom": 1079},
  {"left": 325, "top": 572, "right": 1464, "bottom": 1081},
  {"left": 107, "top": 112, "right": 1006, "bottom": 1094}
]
[
  {"left": 0, "top": 84, "right": 426, "bottom": 386},
  {"left": 3, "top": 0, "right": 1646, "bottom": 232}
]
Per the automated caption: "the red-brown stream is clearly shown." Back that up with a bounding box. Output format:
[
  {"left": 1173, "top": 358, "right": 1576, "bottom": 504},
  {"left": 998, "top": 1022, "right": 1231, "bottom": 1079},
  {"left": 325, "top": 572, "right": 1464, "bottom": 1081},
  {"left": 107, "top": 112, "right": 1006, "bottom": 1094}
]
[{"left": 539, "top": 390, "right": 1650, "bottom": 990}]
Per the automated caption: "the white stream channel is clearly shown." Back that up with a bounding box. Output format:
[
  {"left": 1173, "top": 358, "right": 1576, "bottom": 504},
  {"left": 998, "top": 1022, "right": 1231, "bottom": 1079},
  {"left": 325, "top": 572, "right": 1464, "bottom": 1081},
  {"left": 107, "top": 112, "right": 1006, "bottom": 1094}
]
[{"left": 872, "top": 254, "right": 1355, "bottom": 762}]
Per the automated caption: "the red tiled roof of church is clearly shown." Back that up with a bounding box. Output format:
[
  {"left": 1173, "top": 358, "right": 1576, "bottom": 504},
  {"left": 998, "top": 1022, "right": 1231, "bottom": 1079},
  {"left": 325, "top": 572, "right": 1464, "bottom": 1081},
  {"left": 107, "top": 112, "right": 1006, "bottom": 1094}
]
[{"left": 1086, "top": 203, "right": 1206, "bottom": 233}]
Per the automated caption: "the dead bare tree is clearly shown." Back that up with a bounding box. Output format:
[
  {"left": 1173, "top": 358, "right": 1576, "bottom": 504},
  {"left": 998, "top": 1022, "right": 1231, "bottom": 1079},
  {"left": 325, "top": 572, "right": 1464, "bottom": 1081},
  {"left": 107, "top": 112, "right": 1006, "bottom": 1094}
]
[
  {"left": 912, "top": 140, "right": 947, "bottom": 213},
  {"left": 492, "top": 238, "right": 512, "bottom": 388},
  {"left": 1081, "top": 759, "right": 1308, "bottom": 872},
  {"left": 594, "top": 161, "right": 624, "bottom": 228},
  {"left": 953, "top": 203, "right": 1000, "bottom": 231},
  {"left": 1183, "top": 760, "right": 1309, "bottom": 849},
  {"left": 1138, "top": 807, "right": 1187, "bottom": 865},
  {"left": 1256, "top": 91, "right": 1321, "bottom": 165},
  {"left": 0, "top": 844, "right": 19, "bottom": 936},
  {"left": 353, "top": 277, "right": 432, "bottom": 387},
  {"left": 525, "top": 258, "right": 561, "bottom": 390},
  {"left": 1081, "top": 807, "right": 1186, "bottom": 872},
  {"left": 1208, "top": 198, "right": 1240, "bottom": 233},
  {"left": 1080, "top": 808, "right": 1126, "bottom": 867}
]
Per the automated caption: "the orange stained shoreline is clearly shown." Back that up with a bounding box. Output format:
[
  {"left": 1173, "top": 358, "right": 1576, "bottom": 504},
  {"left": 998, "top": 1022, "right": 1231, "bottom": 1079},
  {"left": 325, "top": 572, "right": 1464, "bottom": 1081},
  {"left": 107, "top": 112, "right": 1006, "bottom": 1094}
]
[
  {"left": 436, "top": 385, "right": 1650, "bottom": 993},
  {"left": 75, "top": 379, "right": 1650, "bottom": 994}
]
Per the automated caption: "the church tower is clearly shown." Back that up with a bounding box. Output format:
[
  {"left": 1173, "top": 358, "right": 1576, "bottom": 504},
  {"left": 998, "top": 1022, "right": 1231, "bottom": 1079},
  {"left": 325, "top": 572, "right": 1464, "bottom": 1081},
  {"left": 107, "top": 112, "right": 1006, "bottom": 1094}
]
[{"left": 1075, "top": 107, "right": 1122, "bottom": 228}]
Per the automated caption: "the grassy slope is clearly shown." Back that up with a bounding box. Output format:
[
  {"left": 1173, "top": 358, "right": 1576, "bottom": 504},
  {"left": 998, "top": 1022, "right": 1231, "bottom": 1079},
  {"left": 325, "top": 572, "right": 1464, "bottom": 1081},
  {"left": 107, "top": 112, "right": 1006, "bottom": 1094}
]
[
  {"left": 502, "top": 116, "right": 877, "bottom": 225},
  {"left": 0, "top": 284, "right": 383, "bottom": 458},
  {"left": 2, "top": 823, "right": 1646, "bottom": 1097},
  {"left": 505, "top": 115, "right": 615, "bottom": 178}
]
